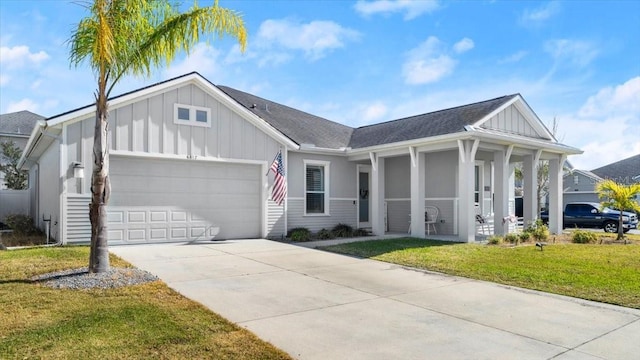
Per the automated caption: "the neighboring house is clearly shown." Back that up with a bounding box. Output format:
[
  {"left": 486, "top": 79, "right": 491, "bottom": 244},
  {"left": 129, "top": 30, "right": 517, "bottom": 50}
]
[
  {"left": 18, "top": 72, "right": 581, "bottom": 244},
  {"left": 563, "top": 154, "right": 640, "bottom": 206},
  {"left": 0, "top": 111, "right": 44, "bottom": 189}
]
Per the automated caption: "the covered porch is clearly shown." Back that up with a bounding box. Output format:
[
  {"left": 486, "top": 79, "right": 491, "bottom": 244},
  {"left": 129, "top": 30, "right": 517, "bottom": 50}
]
[{"left": 350, "top": 133, "right": 579, "bottom": 243}]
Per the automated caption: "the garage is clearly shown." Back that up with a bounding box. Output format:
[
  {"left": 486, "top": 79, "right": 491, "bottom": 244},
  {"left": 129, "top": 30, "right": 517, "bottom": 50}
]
[{"left": 106, "top": 156, "right": 261, "bottom": 244}]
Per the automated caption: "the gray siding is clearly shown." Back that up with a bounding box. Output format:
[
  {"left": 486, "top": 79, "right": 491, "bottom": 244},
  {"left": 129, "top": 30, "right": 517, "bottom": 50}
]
[
  {"left": 481, "top": 104, "right": 541, "bottom": 138},
  {"left": 287, "top": 152, "right": 356, "bottom": 198},
  {"left": 564, "top": 172, "right": 598, "bottom": 192},
  {"left": 287, "top": 199, "right": 357, "bottom": 232},
  {"left": 37, "top": 143, "right": 60, "bottom": 240}
]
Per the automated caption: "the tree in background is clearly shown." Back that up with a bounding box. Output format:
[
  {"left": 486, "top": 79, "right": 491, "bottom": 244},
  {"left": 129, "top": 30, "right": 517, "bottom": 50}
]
[
  {"left": 0, "top": 141, "right": 28, "bottom": 190},
  {"left": 69, "top": 0, "right": 246, "bottom": 273},
  {"left": 595, "top": 180, "right": 640, "bottom": 242}
]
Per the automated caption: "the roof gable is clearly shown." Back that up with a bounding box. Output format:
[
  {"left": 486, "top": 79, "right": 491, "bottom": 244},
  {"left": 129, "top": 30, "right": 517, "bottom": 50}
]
[
  {"left": 474, "top": 95, "right": 553, "bottom": 140},
  {"left": 0, "top": 110, "right": 44, "bottom": 136},
  {"left": 591, "top": 154, "right": 640, "bottom": 184},
  {"left": 348, "top": 95, "right": 517, "bottom": 149}
]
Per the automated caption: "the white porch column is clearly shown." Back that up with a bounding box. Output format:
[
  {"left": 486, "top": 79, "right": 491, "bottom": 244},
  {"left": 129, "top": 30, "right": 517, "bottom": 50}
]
[
  {"left": 548, "top": 155, "right": 566, "bottom": 234},
  {"left": 410, "top": 148, "right": 426, "bottom": 237},
  {"left": 371, "top": 153, "right": 386, "bottom": 236},
  {"left": 522, "top": 153, "right": 539, "bottom": 227},
  {"left": 493, "top": 149, "right": 510, "bottom": 235},
  {"left": 458, "top": 139, "right": 478, "bottom": 242}
]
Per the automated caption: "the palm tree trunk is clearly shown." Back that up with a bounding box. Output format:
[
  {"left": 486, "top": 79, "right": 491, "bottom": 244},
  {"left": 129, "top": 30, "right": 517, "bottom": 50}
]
[
  {"left": 618, "top": 214, "right": 624, "bottom": 243},
  {"left": 89, "top": 94, "right": 111, "bottom": 273}
]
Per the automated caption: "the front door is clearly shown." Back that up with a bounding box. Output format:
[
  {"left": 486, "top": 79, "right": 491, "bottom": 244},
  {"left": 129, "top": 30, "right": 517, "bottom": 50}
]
[{"left": 358, "top": 165, "right": 371, "bottom": 228}]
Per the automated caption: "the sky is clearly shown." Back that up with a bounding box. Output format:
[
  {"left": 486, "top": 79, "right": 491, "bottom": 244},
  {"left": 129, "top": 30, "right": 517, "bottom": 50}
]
[{"left": 1, "top": 0, "right": 639, "bottom": 170}]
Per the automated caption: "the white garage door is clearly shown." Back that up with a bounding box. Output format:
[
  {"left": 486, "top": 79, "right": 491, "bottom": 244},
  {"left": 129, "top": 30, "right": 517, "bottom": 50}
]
[{"left": 107, "top": 157, "right": 261, "bottom": 244}]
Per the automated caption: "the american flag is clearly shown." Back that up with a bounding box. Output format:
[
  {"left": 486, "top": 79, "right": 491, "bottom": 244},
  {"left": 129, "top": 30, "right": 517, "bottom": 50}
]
[{"left": 268, "top": 150, "right": 287, "bottom": 206}]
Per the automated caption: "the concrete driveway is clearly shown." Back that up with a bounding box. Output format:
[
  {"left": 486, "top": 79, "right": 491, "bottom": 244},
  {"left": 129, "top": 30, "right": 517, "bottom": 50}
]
[{"left": 111, "top": 239, "right": 640, "bottom": 360}]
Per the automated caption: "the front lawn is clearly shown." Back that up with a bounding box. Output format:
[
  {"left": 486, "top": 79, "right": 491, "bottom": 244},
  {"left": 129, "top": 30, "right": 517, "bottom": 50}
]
[
  {"left": 0, "top": 246, "right": 291, "bottom": 359},
  {"left": 320, "top": 238, "right": 640, "bottom": 309}
]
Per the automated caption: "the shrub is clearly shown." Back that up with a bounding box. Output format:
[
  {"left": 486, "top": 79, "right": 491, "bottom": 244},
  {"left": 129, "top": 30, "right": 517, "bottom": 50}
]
[
  {"left": 487, "top": 236, "right": 503, "bottom": 245},
  {"left": 288, "top": 227, "right": 311, "bottom": 242},
  {"left": 504, "top": 233, "right": 519, "bottom": 245},
  {"left": 332, "top": 223, "right": 354, "bottom": 238},
  {"left": 523, "top": 219, "right": 549, "bottom": 242},
  {"left": 4, "top": 214, "right": 40, "bottom": 235},
  {"left": 518, "top": 231, "right": 531, "bottom": 243},
  {"left": 572, "top": 229, "right": 598, "bottom": 244},
  {"left": 315, "top": 228, "right": 334, "bottom": 240}
]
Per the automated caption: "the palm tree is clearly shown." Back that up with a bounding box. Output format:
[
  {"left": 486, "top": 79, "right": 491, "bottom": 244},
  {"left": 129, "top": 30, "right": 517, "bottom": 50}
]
[
  {"left": 69, "top": 0, "right": 246, "bottom": 273},
  {"left": 595, "top": 179, "right": 640, "bottom": 241}
]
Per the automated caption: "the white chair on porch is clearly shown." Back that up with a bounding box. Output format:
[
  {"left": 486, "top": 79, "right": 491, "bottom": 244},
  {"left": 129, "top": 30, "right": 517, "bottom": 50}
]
[{"left": 425, "top": 206, "right": 439, "bottom": 235}]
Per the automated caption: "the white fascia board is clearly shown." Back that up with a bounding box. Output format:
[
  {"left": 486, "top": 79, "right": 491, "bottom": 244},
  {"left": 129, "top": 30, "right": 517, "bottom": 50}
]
[
  {"left": 17, "top": 119, "right": 47, "bottom": 169},
  {"left": 472, "top": 95, "right": 555, "bottom": 140},
  {"left": 469, "top": 128, "right": 582, "bottom": 155},
  {"left": 45, "top": 73, "right": 299, "bottom": 150},
  {"left": 346, "top": 131, "right": 473, "bottom": 160}
]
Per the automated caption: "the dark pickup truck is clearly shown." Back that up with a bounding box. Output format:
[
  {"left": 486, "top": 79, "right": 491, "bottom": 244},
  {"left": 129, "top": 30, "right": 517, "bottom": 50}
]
[{"left": 541, "top": 202, "right": 638, "bottom": 233}]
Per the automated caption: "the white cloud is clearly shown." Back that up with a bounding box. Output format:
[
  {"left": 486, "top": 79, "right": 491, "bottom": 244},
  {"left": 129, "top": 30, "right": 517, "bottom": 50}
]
[
  {"left": 499, "top": 50, "right": 528, "bottom": 64},
  {"left": 354, "top": 0, "right": 440, "bottom": 20},
  {"left": 361, "top": 102, "right": 388, "bottom": 124},
  {"left": 556, "top": 77, "right": 640, "bottom": 170},
  {"left": 163, "top": 43, "right": 221, "bottom": 80},
  {"left": 0, "top": 45, "right": 49, "bottom": 68},
  {"left": 7, "top": 98, "right": 39, "bottom": 113},
  {"left": 453, "top": 38, "right": 474, "bottom": 54},
  {"left": 257, "top": 19, "right": 360, "bottom": 61},
  {"left": 520, "top": 1, "right": 560, "bottom": 26},
  {"left": 402, "top": 36, "right": 457, "bottom": 85},
  {"left": 544, "top": 39, "right": 598, "bottom": 68},
  {"left": 578, "top": 76, "right": 640, "bottom": 118}
]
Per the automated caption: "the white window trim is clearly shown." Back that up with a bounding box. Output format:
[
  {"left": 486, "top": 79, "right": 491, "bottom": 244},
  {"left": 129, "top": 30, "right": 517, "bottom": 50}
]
[
  {"left": 304, "top": 159, "right": 330, "bottom": 216},
  {"left": 173, "top": 103, "right": 211, "bottom": 128}
]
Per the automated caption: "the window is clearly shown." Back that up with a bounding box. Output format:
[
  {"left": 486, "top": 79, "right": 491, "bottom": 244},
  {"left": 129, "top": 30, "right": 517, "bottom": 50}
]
[
  {"left": 304, "top": 160, "right": 330, "bottom": 215},
  {"left": 174, "top": 104, "right": 211, "bottom": 127}
]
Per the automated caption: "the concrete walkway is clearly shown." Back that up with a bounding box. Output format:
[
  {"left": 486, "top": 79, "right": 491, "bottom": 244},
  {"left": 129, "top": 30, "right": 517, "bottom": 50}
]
[{"left": 111, "top": 239, "right": 640, "bottom": 360}]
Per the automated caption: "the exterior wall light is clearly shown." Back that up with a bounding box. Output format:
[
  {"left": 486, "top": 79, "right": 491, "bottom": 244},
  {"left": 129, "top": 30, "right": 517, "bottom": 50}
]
[{"left": 72, "top": 162, "right": 85, "bottom": 179}]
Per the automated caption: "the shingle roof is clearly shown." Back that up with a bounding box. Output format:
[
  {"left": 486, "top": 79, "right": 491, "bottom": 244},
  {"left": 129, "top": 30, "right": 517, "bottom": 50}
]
[
  {"left": 591, "top": 154, "right": 640, "bottom": 184},
  {"left": 217, "top": 85, "right": 353, "bottom": 149},
  {"left": 0, "top": 110, "right": 43, "bottom": 136},
  {"left": 348, "top": 95, "right": 518, "bottom": 149}
]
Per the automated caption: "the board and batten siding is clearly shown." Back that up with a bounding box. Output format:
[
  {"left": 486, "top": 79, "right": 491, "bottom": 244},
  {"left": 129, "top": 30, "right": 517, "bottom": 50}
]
[
  {"left": 480, "top": 104, "right": 542, "bottom": 139},
  {"left": 61, "top": 82, "right": 285, "bottom": 243},
  {"left": 63, "top": 82, "right": 283, "bottom": 194}
]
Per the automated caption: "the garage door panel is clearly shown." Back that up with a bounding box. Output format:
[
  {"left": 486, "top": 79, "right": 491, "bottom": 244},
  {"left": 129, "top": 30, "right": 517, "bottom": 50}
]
[{"left": 108, "top": 157, "right": 261, "bottom": 244}]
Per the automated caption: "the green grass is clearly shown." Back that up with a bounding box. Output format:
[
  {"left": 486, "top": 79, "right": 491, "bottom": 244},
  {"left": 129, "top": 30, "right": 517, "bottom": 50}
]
[
  {"left": 0, "top": 246, "right": 291, "bottom": 359},
  {"left": 320, "top": 238, "right": 640, "bottom": 309}
]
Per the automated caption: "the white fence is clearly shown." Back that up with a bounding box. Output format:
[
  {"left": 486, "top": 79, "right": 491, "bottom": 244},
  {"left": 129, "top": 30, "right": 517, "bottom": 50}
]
[{"left": 0, "top": 189, "right": 30, "bottom": 222}]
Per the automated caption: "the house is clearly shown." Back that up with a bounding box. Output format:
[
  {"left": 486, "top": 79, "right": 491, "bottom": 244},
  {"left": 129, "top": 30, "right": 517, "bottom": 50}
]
[
  {"left": 0, "top": 110, "right": 44, "bottom": 189},
  {"left": 564, "top": 154, "right": 640, "bottom": 205},
  {"left": 18, "top": 72, "right": 582, "bottom": 244}
]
